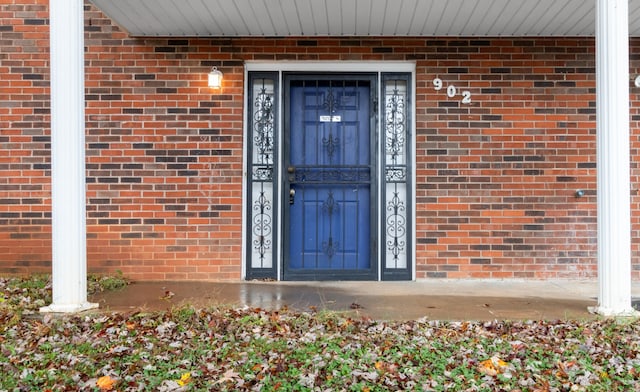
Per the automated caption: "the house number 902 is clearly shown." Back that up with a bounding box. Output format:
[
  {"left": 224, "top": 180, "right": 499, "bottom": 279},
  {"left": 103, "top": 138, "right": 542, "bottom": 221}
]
[{"left": 433, "top": 77, "right": 472, "bottom": 104}]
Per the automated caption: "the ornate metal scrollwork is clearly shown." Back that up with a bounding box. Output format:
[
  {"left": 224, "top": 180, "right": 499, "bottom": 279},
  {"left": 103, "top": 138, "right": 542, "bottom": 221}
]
[
  {"left": 322, "top": 237, "right": 338, "bottom": 259},
  {"left": 252, "top": 166, "right": 273, "bottom": 181},
  {"left": 253, "top": 86, "right": 274, "bottom": 165},
  {"left": 386, "top": 191, "right": 406, "bottom": 264},
  {"left": 321, "top": 86, "right": 340, "bottom": 162},
  {"left": 252, "top": 191, "right": 272, "bottom": 264},
  {"left": 322, "top": 191, "right": 339, "bottom": 259},
  {"left": 323, "top": 88, "right": 339, "bottom": 113},
  {"left": 385, "top": 87, "right": 406, "bottom": 161},
  {"left": 322, "top": 132, "right": 339, "bottom": 160},
  {"left": 383, "top": 79, "right": 409, "bottom": 271},
  {"left": 385, "top": 167, "right": 407, "bottom": 182},
  {"left": 294, "top": 168, "right": 370, "bottom": 183},
  {"left": 249, "top": 79, "right": 276, "bottom": 270},
  {"left": 322, "top": 191, "right": 338, "bottom": 215}
]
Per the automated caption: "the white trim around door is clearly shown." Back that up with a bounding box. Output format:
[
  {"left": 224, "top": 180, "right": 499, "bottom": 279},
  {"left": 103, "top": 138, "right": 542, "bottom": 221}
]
[{"left": 242, "top": 61, "right": 416, "bottom": 281}]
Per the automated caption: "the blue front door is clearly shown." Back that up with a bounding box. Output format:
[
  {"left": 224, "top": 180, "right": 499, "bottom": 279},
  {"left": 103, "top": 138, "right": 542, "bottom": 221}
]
[{"left": 284, "top": 76, "right": 376, "bottom": 280}]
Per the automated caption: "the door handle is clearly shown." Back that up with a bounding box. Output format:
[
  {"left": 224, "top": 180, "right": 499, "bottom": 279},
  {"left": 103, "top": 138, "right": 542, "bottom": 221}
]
[{"left": 289, "top": 188, "right": 296, "bottom": 205}]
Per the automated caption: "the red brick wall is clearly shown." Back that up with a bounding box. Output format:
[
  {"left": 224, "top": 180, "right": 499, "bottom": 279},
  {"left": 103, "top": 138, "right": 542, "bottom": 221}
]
[{"left": 1, "top": 0, "right": 639, "bottom": 280}]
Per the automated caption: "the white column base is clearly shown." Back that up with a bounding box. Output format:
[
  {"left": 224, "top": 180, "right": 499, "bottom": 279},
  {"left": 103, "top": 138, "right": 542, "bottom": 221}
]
[
  {"left": 40, "top": 302, "right": 99, "bottom": 314},
  {"left": 589, "top": 306, "right": 639, "bottom": 318}
]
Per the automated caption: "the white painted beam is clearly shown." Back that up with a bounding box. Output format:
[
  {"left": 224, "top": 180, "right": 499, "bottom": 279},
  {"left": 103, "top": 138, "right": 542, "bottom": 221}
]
[
  {"left": 40, "top": 0, "right": 97, "bottom": 313},
  {"left": 594, "top": 0, "right": 637, "bottom": 317}
]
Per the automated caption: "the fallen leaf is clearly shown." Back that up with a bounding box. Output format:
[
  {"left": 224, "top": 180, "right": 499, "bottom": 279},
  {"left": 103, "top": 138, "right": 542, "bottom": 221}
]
[
  {"left": 177, "top": 372, "right": 191, "bottom": 386},
  {"left": 96, "top": 375, "right": 116, "bottom": 391},
  {"left": 352, "top": 369, "right": 379, "bottom": 381},
  {"left": 216, "top": 369, "right": 240, "bottom": 385},
  {"left": 160, "top": 290, "right": 175, "bottom": 300},
  {"left": 478, "top": 359, "right": 498, "bottom": 377},
  {"left": 478, "top": 356, "right": 511, "bottom": 377}
]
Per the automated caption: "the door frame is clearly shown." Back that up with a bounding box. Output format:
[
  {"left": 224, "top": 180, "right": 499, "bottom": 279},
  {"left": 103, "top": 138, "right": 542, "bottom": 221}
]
[{"left": 243, "top": 62, "right": 416, "bottom": 281}]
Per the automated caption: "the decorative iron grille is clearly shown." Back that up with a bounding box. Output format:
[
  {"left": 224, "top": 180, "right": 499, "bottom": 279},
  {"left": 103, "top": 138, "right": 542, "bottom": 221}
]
[
  {"left": 247, "top": 75, "right": 278, "bottom": 277},
  {"left": 383, "top": 76, "right": 410, "bottom": 276}
]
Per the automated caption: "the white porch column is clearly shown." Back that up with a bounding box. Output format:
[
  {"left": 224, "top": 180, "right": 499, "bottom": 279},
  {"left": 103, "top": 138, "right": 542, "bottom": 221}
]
[
  {"left": 595, "top": 0, "right": 636, "bottom": 316},
  {"left": 40, "top": 0, "right": 97, "bottom": 313}
]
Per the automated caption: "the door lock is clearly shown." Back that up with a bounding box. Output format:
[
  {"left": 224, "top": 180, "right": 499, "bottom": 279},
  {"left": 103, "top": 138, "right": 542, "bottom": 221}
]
[
  {"left": 287, "top": 166, "right": 296, "bottom": 182},
  {"left": 289, "top": 188, "right": 296, "bottom": 205}
]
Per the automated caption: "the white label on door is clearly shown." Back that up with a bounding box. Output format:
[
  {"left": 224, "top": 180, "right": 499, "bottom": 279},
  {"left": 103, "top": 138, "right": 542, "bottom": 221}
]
[{"left": 320, "top": 115, "right": 342, "bottom": 122}]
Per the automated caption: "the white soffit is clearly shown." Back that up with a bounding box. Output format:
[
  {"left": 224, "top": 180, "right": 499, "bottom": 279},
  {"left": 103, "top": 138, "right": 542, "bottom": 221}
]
[{"left": 89, "top": 0, "right": 640, "bottom": 37}]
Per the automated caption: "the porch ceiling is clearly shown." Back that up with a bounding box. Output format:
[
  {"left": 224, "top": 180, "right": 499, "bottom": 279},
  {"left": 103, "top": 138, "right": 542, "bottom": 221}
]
[{"left": 89, "top": 0, "right": 640, "bottom": 37}]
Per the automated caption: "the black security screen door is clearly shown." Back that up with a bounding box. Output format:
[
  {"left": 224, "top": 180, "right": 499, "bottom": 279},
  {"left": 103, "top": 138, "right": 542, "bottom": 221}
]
[{"left": 284, "top": 75, "right": 377, "bottom": 280}]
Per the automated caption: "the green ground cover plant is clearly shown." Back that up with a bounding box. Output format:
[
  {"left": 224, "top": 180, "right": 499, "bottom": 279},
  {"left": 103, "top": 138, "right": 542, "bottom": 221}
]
[{"left": 1, "top": 275, "right": 639, "bottom": 391}]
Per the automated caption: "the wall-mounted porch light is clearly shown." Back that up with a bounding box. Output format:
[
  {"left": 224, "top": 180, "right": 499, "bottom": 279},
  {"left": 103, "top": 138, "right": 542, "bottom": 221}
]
[{"left": 208, "top": 66, "right": 223, "bottom": 89}]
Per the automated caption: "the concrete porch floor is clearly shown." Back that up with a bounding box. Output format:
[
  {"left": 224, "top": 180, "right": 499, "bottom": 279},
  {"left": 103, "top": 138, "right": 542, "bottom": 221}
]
[{"left": 89, "top": 280, "right": 640, "bottom": 321}]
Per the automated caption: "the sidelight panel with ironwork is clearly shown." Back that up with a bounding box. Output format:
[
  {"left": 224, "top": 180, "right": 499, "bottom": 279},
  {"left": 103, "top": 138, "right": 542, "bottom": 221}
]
[
  {"left": 246, "top": 73, "right": 278, "bottom": 279},
  {"left": 382, "top": 74, "right": 412, "bottom": 280}
]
